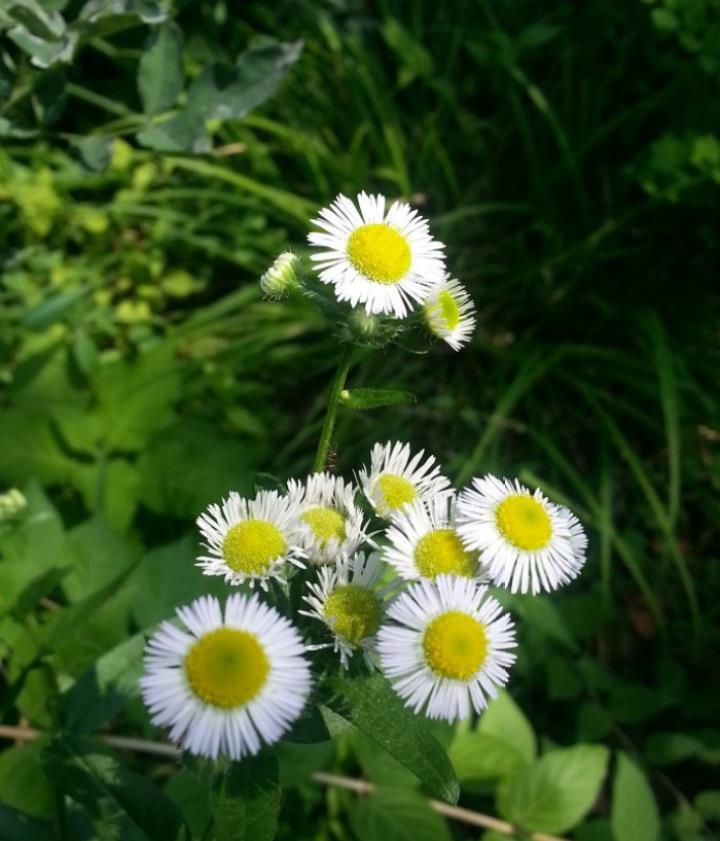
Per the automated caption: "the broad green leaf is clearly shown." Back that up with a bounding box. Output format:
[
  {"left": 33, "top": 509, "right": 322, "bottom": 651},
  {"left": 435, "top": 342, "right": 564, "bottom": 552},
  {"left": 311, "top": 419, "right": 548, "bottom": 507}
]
[
  {"left": 5, "top": 566, "right": 69, "bottom": 622},
  {"left": 353, "top": 731, "right": 417, "bottom": 787},
  {"left": 611, "top": 753, "right": 660, "bottom": 841},
  {"left": 339, "top": 388, "right": 416, "bottom": 410},
  {"left": 0, "top": 740, "right": 55, "bottom": 819},
  {"left": 5, "top": 1, "right": 65, "bottom": 40},
  {"left": 695, "top": 791, "right": 720, "bottom": 818},
  {"left": 351, "top": 786, "right": 451, "bottom": 841},
  {"left": 138, "top": 40, "right": 302, "bottom": 152},
  {"left": 137, "top": 420, "right": 255, "bottom": 518},
  {"left": 328, "top": 674, "right": 459, "bottom": 804},
  {"left": 129, "top": 535, "right": 227, "bottom": 628},
  {"left": 478, "top": 691, "right": 536, "bottom": 763},
  {"left": 276, "top": 741, "right": 334, "bottom": 787},
  {"left": 0, "top": 803, "right": 58, "bottom": 841},
  {"left": 497, "top": 744, "right": 609, "bottom": 833},
  {"left": 449, "top": 732, "right": 526, "bottom": 787},
  {"left": 72, "top": 136, "right": 113, "bottom": 171},
  {"left": 42, "top": 737, "right": 186, "bottom": 841},
  {"left": 166, "top": 768, "right": 213, "bottom": 841},
  {"left": 213, "top": 752, "right": 280, "bottom": 841},
  {"left": 60, "top": 632, "right": 145, "bottom": 733},
  {"left": 138, "top": 21, "right": 184, "bottom": 114},
  {"left": 644, "top": 731, "right": 720, "bottom": 766}
]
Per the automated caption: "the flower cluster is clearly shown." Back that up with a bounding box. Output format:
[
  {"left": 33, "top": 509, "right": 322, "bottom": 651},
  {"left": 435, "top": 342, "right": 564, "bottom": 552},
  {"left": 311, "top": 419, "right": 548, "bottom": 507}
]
[
  {"left": 262, "top": 192, "right": 477, "bottom": 350},
  {"left": 141, "top": 441, "right": 587, "bottom": 760}
]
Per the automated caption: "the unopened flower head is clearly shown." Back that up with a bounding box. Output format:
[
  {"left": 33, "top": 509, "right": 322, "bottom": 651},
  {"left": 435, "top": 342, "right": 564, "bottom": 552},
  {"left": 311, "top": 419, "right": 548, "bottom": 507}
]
[
  {"left": 423, "top": 277, "right": 476, "bottom": 351},
  {"left": 140, "top": 594, "right": 311, "bottom": 760},
  {"left": 384, "top": 495, "right": 486, "bottom": 582},
  {"left": 308, "top": 192, "right": 446, "bottom": 318},
  {"left": 0, "top": 488, "right": 27, "bottom": 521},
  {"left": 301, "top": 551, "right": 397, "bottom": 668},
  {"left": 377, "top": 575, "right": 516, "bottom": 722},
  {"left": 456, "top": 475, "right": 587, "bottom": 594},
  {"left": 359, "top": 440, "right": 452, "bottom": 521},
  {"left": 260, "top": 251, "right": 301, "bottom": 299},
  {"left": 286, "top": 472, "right": 369, "bottom": 564},
  {"left": 196, "top": 490, "right": 303, "bottom": 588}
]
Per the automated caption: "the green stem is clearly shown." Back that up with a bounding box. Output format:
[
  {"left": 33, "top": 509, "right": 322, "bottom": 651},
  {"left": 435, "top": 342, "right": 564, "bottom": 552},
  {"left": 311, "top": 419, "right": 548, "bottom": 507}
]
[{"left": 313, "top": 343, "right": 353, "bottom": 473}]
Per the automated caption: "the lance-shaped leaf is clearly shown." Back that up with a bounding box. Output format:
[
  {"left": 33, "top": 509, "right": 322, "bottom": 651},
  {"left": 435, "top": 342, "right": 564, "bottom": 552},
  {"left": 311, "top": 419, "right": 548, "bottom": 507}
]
[
  {"left": 339, "top": 388, "right": 417, "bottom": 410},
  {"left": 212, "top": 752, "right": 280, "bottom": 841},
  {"left": 326, "top": 673, "right": 459, "bottom": 804}
]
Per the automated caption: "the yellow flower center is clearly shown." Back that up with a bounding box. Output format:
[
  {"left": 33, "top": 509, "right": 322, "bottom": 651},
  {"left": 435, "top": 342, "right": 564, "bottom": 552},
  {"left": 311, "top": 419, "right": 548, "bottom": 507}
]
[
  {"left": 414, "top": 528, "right": 479, "bottom": 579},
  {"left": 185, "top": 628, "right": 269, "bottom": 708},
  {"left": 222, "top": 519, "right": 286, "bottom": 575},
  {"left": 423, "top": 611, "right": 488, "bottom": 680},
  {"left": 495, "top": 494, "right": 552, "bottom": 551},
  {"left": 347, "top": 223, "right": 411, "bottom": 284},
  {"left": 323, "top": 584, "right": 382, "bottom": 644},
  {"left": 425, "top": 289, "right": 460, "bottom": 332},
  {"left": 301, "top": 506, "right": 346, "bottom": 547},
  {"left": 374, "top": 473, "right": 417, "bottom": 513}
]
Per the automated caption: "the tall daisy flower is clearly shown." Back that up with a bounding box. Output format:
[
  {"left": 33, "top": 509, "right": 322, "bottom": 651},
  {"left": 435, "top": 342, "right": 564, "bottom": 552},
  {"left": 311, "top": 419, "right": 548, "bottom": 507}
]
[
  {"left": 301, "top": 552, "right": 397, "bottom": 668},
  {"left": 286, "top": 472, "right": 369, "bottom": 564},
  {"left": 140, "top": 594, "right": 312, "bottom": 760},
  {"left": 384, "top": 495, "right": 485, "bottom": 582},
  {"left": 307, "top": 192, "right": 446, "bottom": 318},
  {"left": 196, "top": 490, "right": 302, "bottom": 588},
  {"left": 423, "top": 277, "right": 476, "bottom": 351},
  {"left": 456, "top": 476, "right": 587, "bottom": 594},
  {"left": 359, "top": 440, "right": 452, "bottom": 521},
  {"left": 377, "top": 576, "right": 516, "bottom": 722}
]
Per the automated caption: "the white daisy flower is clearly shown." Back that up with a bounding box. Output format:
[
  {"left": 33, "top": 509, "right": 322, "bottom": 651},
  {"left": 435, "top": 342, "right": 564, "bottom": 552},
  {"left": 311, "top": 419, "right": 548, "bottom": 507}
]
[
  {"left": 140, "top": 593, "right": 312, "bottom": 760},
  {"left": 384, "top": 495, "right": 486, "bottom": 582},
  {"left": 423, "top": 277, "right": 476, "bottom": 351},
  {"left": 196, "top": 490, "right": 302, "bottom": 588},
  {"left": 286, "top": 472, "right": 369, "bottom": 564},
  {"left": 358, "top": 440, "right": 452, "bottom": 521},
  {"left": 377, "top": 575, "right": 516, "bottom": 722},
  {"left": 307, "top": 191, "right": 446, "bottom": 318},
  {"left": 301, "top": 551, "right": 397, "bottom": 669},
  {"left": 456, "top": 475, "right": 588, "bottom": 594}
]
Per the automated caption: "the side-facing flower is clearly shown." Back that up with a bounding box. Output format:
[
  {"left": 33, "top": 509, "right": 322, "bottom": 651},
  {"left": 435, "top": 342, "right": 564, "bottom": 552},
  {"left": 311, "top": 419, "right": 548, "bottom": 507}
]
[
  {"left": 384, "top": 495, "right": 485, "bottom": 582},
  {"left": 301, "top": 551, "right": 397, "bottom": 668},
  {"left": 196, "top": 490, "right": 302, "bottom": 588},
  {"left": 140, "top": 594, "right": 312, "bottom": 760},
  {"left": 287, "top": 472, "right": 369, "bottom": 564},
  {"left": 456, "top": 475, "right": 587, "bottom": 594},
  {"left": 423, "top": 277, "right": 476, "bottom": 351},
  {"left": 359, "top": 440, "right": 452, "bottom": 521},
  {"left": 377, "top": 575, "right": 515, "bottom": 722},
  {"left": 377, "top": 575, "right": 516, "bottom": 722},
  {"left": 308, "top": 192, "right": 446, "bottom": 318}
]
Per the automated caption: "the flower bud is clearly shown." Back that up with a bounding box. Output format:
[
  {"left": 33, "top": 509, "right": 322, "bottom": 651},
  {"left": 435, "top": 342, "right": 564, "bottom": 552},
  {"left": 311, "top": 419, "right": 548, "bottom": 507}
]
[
  {"left": 260, "top": 252, "right": 301, "bottom": 300},
  {"left": 0, "top": 488, "right": 27, "bottom": 521}
]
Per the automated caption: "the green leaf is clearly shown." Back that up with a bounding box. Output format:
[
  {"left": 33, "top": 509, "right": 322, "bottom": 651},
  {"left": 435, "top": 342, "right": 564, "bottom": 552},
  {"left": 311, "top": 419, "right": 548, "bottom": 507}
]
[
  {"left": 449, "top": 732, "right": 526, "bottom": 786},
  {"left": 339, "top": 388, "right": 417, "bottom": 410},
  {"left": 138, "top": 40, "right": 302, "bottom": 152},
  {"left": 138, "top": 21, "right": 184, "bottom": 114},
  {"left": 0, "top": 803, "right": 58, "bottom": 841},
  {"left": 213, "top": 752, "right": 280, "bottom": 841},
  {"left": 42, "top": 737, "right": 187, "bottom": 841},
  {"left": 479, "top": 691, "right": 536, "bottom": 763},
  {"left": 72, "top": 136, "right": 113, "bottom": 171},
  {"left": 611, "top": 753, "right": 660, "bottom": 841},
  {"left": 328, "top": 674, "right": 459, "bottom": 804},
  {"left": 0, "top": 740, "right": 55, "bottom": 819},
  {"left": 497, "top": 744, "right": 609, "bottom": 833},
  {"left": 351, "top": 786, "right": 451, "bottom": 841},
  {"left": 6, "top": 566, "right": 69, "bottom": 622},
  {"left": 60, "top": 632, "right": 145, "bottom": 733},
  {"left": 695, "top": 790, "right": 720, "bottom": 818}
]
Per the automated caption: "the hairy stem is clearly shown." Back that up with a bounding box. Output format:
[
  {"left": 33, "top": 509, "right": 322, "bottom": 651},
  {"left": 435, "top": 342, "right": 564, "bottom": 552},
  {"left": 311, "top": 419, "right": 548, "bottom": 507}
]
[{"left": 312, "top": 343, "right": 353, "bottom": 472}]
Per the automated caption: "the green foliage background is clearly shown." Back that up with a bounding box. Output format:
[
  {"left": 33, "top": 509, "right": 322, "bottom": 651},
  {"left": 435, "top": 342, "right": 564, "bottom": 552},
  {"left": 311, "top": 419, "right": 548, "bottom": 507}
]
[{"left": 1, "top": 1, "right": 719, "bottom": 839}]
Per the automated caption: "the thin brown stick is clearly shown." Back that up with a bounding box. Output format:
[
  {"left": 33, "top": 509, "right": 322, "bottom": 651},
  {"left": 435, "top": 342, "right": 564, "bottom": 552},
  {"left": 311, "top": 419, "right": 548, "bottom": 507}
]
[{"left": 0, "top": 725, "right": 569, "bottom": 840}]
